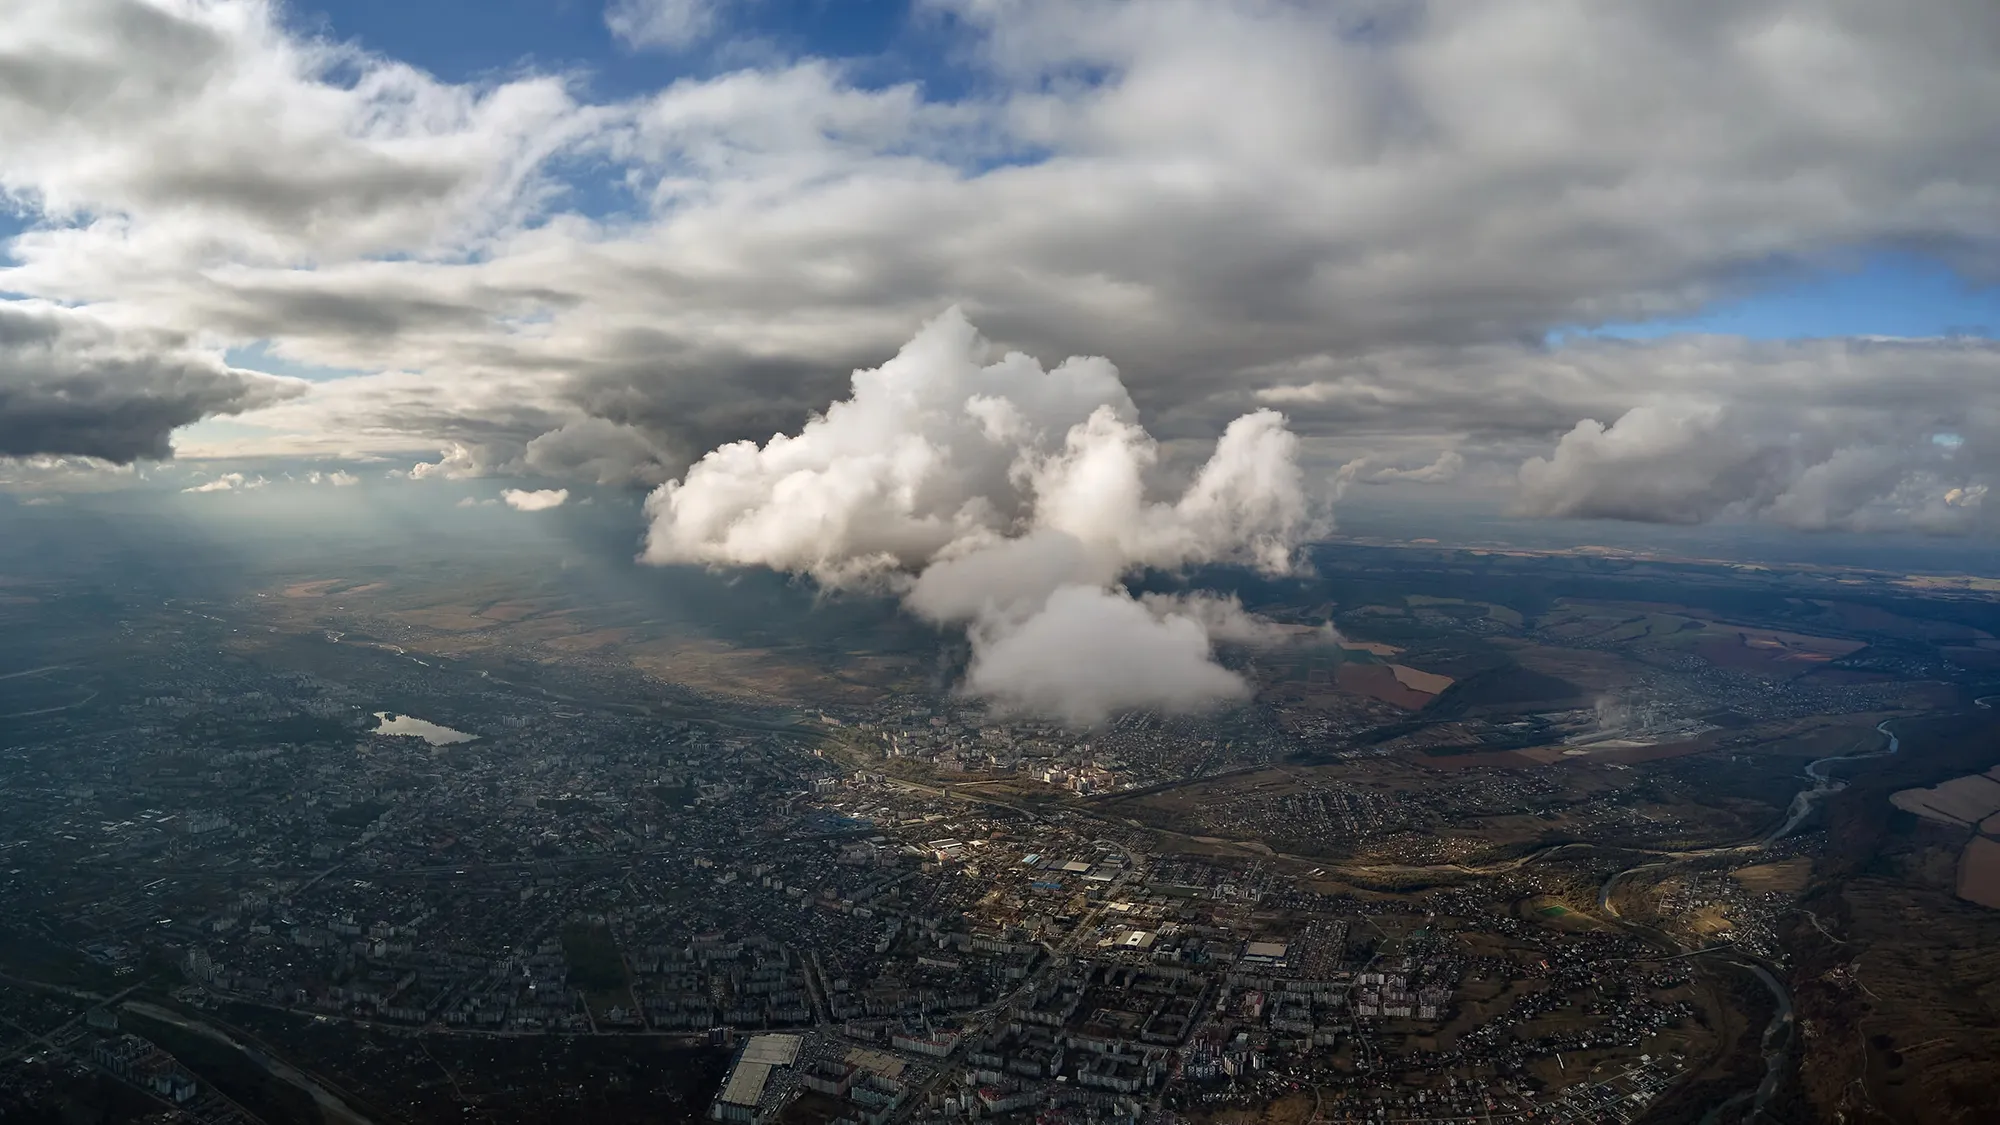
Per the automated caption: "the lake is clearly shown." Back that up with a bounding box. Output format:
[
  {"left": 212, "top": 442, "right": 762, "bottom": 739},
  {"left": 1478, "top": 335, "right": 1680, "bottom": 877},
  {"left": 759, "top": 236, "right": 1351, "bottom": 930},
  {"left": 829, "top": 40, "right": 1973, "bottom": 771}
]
[{"left": 370, "top": 712, "right": 477, "bottom": 745}]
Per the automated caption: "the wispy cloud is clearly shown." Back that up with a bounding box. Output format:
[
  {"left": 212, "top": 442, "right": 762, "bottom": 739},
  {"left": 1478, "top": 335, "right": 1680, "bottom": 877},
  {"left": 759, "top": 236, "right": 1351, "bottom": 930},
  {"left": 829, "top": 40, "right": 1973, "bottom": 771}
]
[{"left": 605, "top": 0, "right": 723, "bottom": 51}]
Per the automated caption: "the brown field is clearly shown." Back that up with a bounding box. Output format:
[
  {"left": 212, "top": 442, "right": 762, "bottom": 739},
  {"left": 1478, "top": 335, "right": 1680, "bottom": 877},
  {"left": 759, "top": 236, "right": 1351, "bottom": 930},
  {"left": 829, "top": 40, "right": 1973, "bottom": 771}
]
[
  {"left": 273, "top": 577, "right": 391, "bottom": 600},
  {"left": 1501, "top": 640, "right": 1641, "bottom": 695},
  {"left": 247, "top": 568, "right": 939, "bottom": 706},
  {"left": 393, "top": 606, "right": 502, "bottom": 633},
  {"left": 1338, "top": 640, "right": 1401, "bottom": 656},
  {"left": 630, "top": 640, "right": 918, "bottom": 705},
  {"left": 1389, "top": 664, "right": 1453, "bottom": 694},
  {"left": 1890, "top": 769, "right": 2000, "bottom": 827},
  {"left": 279, "top": 578, "right": 348, "bottom": 597},
  {"left": 1955, "top": 835, "right": 2000, "bottom": 909},
  {"left": 1692, "top": 624, "right": 1865, "bottom": 676},
  {"left": 543, "top": 627, "right": 636, "bottom": 653},
  {"left": 1733, "top": 858, "right": 1812, "bottom": 895},
  {"left": 476, "top": 600, "right": 554, "bottom": 622},
  {"left": 1335, "top": 662, "right": 1434, "bottom": 709}
]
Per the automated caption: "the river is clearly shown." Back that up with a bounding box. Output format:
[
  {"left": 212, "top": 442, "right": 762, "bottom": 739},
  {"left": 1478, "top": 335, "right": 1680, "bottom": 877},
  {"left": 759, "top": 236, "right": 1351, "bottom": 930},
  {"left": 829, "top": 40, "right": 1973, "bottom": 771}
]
[
  {"left": 1696, "top": 961, "right": 1794, "bottom": 1125},
  {"left": 123, "top": 1001, "right": 375, "bottom": 1125},
  {"left": 1761, "top": 717, "right": 1903, "bottom": 845},
  {"left": 1601, "top": 715, "right": 1909, "bottom": 1124}
]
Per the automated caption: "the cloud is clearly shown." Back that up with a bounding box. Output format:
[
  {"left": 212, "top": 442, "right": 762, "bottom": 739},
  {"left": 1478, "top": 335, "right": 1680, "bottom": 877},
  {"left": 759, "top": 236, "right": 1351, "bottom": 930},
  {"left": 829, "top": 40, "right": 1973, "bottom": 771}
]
[
  {"left": 3, "top": 0, "right": 2000, "bottom": 535},
  {"left": 1517, "top": 404, "right": 1787, "bottom": 524},
  {"left": 306, "top": 469, "right": 359, "bottom": 486},
  {"left": 181, "top": 471, "right": 266, "bottom": 493},
  {"left": 408, "top": 443, "right": 495, "bottom": 481},
  {"left": 643, "top": 310, "right": 1311, "bottom": 722},
  {"left": 1254, "top": 334, "right": 2000, "bottom": 533},
  {"left": 1338, "top": 450, "right": 1466, "bottom": 487},
  {"left": 0, "top": 301, "right": 304, "bottom": 462},
  {"left": 1508, "top": 338, "right": 2000, "bottom": 533},
  {"left": 0, "top": 0, "right": 593, "bottom": 267},
  {"left": 0, "top": 454, "right": 138, "bottom": 494},
  {"left": 1136, "top": 592, "right": 1302, "bottom": 647},
  {"left": 523, "top": 418, "right": 675, "bottom": 486},
  {"left": 501, "top": 487, "right": 569, "bottom": 511},
  {"left": 605, "top": 0, "right": 722, "bottom": 51},
  {"left": 963, "top": 585, "right": 1251, "bottom": 724}
]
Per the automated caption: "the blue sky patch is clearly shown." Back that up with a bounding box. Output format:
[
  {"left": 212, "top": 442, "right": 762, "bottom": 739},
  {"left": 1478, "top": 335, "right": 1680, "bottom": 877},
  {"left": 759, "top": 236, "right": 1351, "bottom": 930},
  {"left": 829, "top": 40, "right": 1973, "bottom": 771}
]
[{"left": 1576, "top": 252, "right": 1999, "bottom": 342}]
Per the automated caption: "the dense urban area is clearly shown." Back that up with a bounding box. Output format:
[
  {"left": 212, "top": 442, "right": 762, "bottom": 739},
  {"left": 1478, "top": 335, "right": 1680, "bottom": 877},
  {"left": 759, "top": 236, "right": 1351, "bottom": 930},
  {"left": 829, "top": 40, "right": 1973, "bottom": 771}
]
[{"left": 5, "top": 542, "right": 2000, "bottom": 1125}]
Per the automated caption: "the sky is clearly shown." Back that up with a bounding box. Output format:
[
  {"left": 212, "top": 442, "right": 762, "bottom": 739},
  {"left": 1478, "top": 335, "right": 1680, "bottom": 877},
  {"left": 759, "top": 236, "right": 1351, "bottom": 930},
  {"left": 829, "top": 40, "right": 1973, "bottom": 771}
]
[{"left": 5, "top": 0, "right": 2000, "bottom": 719}]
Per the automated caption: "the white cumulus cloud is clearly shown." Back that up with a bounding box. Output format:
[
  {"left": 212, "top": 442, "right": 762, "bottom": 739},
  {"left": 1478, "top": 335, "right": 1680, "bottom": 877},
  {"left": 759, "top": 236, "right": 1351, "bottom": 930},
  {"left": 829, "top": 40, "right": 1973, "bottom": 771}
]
[
  {"left": 501, "top": 487, "right": 569, "bottom": 511},
  {"left": 641, "top": 309, "right": 1313, "bottom": 724}
]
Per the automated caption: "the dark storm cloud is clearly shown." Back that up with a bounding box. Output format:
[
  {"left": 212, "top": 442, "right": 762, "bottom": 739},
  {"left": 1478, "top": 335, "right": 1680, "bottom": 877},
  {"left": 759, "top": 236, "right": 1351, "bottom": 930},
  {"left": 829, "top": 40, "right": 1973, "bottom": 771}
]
[{"left": 0, "top": 301, "right": 303, "bottom": 462}]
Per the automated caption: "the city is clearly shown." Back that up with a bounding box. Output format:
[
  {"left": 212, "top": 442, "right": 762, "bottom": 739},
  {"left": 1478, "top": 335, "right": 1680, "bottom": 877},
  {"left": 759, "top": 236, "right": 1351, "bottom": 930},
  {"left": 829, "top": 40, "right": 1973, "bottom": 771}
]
[{"left": 5, "top": 536, "right": 1998, "bottom": 1123}]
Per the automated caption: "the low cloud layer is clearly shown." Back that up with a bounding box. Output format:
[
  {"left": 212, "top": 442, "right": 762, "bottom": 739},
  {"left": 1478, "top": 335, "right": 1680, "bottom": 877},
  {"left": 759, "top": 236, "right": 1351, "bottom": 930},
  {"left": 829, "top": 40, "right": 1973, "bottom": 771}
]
[
  {"left": 181, "top": 471, "right": 266, "bottom": 493},
  {"left": 643, "top": 310, "right": 1310, "bottom": 723},
  {"left": 1498, "top": 338, "right": 2000, "bottom": 534},
  {"left": 1259, "top": 334, "right": 2000, "bottom": 534},
  {"left": 1517, "top": 401, "right": 1992, "bottom": 534}
]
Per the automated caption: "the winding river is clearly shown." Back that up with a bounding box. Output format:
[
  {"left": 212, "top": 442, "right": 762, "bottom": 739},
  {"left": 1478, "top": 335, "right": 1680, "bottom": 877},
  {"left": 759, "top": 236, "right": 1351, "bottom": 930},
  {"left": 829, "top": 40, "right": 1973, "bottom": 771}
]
[
  {"left": 1696, "top": 961, "right": 1794, "bottom": 1125},
  {"left": 1600, "top": 715, "right": 1912, "bottom": 1124}
]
